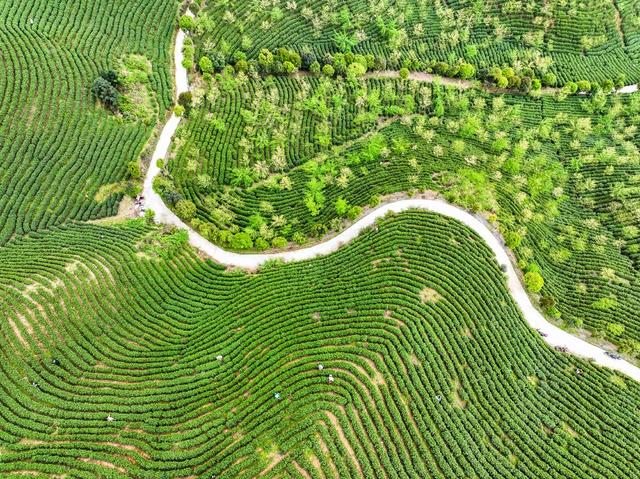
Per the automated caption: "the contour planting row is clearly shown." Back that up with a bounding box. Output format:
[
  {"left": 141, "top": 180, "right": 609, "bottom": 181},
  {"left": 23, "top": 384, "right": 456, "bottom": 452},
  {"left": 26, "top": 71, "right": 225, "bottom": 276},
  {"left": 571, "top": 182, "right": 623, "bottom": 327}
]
[
  {"left": 190, "top": 0, "right": 640, "bottom": 84},
  {"left": 0, "top": 0, "right": 176, "bottom": 243},
  {"left": 1, "top": 214, "right": 640, "bottom": 477}
]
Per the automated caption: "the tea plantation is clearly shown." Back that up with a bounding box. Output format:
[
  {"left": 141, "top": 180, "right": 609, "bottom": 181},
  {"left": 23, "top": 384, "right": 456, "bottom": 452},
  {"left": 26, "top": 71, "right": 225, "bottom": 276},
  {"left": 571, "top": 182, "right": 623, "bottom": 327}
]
[
  {"left": 0, "top": 0, "right": 176, "bottom": 244},
  {"left": 167, "top": 73, "right": 640, "bottom": 352},
  {"left": 191, "top": 0, "right": 640, "bottom": 84},
  {"left": 1, "top": 214, "right": 639, "bottom": 478},
  {"left": 2, "top": 0, "right": 640, "bottom": 477}
]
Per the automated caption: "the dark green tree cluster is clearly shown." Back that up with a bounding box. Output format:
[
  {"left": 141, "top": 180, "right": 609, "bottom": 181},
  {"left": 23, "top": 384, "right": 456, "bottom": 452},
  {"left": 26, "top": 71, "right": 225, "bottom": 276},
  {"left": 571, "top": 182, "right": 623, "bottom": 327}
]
[
  {"left": 178, "top": 91, "right": 193, "bottom": 117},
  {"left": 91, "top": 69, "right": 122, "bottom": 111},
  {"left": 257, "top": 48, "right": 302, "bottom": 74}
]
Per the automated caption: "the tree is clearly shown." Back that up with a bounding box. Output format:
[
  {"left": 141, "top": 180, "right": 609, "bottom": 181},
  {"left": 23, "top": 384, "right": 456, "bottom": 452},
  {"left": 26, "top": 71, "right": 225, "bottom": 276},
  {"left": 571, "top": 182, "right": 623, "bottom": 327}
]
[
  {"left": 175, "top": 199, "right": 196, "bottom": 220},
  {"left": 524, "top": 271, "right": 544, "bottom": 293},
  {"left": 335, "top": 198, "right": 349, "bottom": 216},
  {"left": 505, "top": 231, "right": 522, "bottom": 249},
  {"left": 178, "top": 92, "right": 193, "bottom": 116},
  {"left": 347, "top": 62, "right": 367, "bottom": 80},
  {"left": 322, "top": 64, "right": 335, "bottom": 77},
  {"left": 100, "top": 69, "right": 122, "bottom": 89},
  {"left": 235, "top": 59, "right": 249, "bottom": 72},
  {"left": 127, "top": 161, "right": 141, "bottom": 179},
  {"left": 301, "top": 51, "right": 317, "bottom": 70},
  {"left": 563, "top": 81, "right": 578, "bottom": 94},
  {"left": 271, "top": 236, "right": 287, "bottom": 248},
  {"left": 258, "top": 49, "right": 274, "bottom": 72},
  {"left": 230, "top": 232, "right": 253, "bottom": 249},
  {"left": 282, "top": 61, "right": 297, "bottom": 74},
  {"left": 92, "top": 77, "right": 119, "bottom": 111},
  {"left": 399, "top": 67, "right": 410, "bottom": 79},
  {"left": 255, "top": 238, "right": 269, "bottom": 250},
  {"left": 458, "top": 63, "right": 475, "bottom": 80},
  {"left": 310, "top": 61, "right": 321, "bottom": 74},
  {"left": 195, "top": 174, "right": 212, "bottom": 191},
  {"left": 576, "top": 80, "right": 591, "bottom": 93},
  {"left": 542, "top": 72, "right": 557, "bottom": 86},
  {"left": 600, "top": 79, "right": 614, "bottom": 92},
  {"left": 199, "top": 56, "right": 214, "bottom": 74},
  {"left": 539, "top": 295, "right": 556, "bottom": 311},
  {"left": 179, "top": 14, "right": 196, "bottom": 32},
  {"left": 230, "top": 167, "right": 255, "bottom": 187}
]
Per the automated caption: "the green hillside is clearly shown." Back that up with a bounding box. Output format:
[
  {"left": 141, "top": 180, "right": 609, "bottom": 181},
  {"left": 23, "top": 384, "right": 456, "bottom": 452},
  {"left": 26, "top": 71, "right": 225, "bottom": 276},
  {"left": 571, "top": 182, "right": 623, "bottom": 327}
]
[
  {"left": 191, "top": 0, "right": 640, "bottom": 84},
  {"left": 2, "top": 1, "right": 640, "bottom": 477},
  {"left": 1, "top": 213, "right": 639, "bottom": 478},
  {"left": 0, "top": 0, "right": 176, "bottom": 243}
]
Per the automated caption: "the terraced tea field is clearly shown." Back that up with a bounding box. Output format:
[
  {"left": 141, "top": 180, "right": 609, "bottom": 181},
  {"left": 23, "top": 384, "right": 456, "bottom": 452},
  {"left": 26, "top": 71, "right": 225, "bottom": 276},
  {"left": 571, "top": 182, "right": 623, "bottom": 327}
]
[
  {"left": 0, "top": 0, "right": 176, "bottom": 244},
  {"left": 191, "top": 0, "right": 640, "bottom": 84},
  {"left": 167, "top": 68, "right": 640, "bottom": 353},
  {"left": 3, "top": 0, "right": 640, "bottom": 477},
  {"left": 1, "top": 213, "right": 639, "bottom": 478}
]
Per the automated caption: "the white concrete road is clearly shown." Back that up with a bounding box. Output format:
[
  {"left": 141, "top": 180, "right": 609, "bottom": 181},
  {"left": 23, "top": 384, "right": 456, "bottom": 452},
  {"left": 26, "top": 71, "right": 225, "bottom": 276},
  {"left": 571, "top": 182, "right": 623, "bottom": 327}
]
[{"left": 140, "top": 15, "right": 640, "bottom": 382}]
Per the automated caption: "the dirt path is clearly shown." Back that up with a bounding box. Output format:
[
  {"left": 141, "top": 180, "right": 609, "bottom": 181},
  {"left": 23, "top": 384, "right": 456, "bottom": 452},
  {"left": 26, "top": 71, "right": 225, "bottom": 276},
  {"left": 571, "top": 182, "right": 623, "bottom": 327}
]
[{"left": 612, "top": 0, "right": 627, "bottom": 47}]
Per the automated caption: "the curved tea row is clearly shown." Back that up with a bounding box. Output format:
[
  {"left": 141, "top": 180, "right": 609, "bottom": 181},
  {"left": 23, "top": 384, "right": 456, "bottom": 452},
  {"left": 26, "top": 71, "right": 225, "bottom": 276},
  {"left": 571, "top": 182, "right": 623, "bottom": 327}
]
[{"left": 1, "top": 214, "right": 640, "bottom": 477}]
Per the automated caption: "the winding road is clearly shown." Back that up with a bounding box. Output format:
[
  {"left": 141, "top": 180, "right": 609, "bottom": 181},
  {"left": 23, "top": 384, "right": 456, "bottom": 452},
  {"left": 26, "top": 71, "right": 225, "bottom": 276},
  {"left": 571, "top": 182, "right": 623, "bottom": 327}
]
[{"left": 142, "top": 13, "right": 640, "bottom": 382}]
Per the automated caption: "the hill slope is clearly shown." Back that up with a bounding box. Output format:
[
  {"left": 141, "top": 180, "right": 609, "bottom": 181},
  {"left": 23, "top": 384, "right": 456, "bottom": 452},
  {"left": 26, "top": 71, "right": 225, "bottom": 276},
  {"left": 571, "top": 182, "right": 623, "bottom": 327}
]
[
  {"left": 0, "top": 0, "right": 176, "bottom": 243},
  {"left": 1, "top": 212, "right": 638, "bottom": 478}
]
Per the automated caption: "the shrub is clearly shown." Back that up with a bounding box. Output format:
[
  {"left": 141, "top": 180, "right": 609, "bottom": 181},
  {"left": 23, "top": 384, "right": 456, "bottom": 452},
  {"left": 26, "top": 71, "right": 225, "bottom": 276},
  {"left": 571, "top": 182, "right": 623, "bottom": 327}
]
[
  {"left": 144, "top": 208, "right": 155, "bottom": 224},
  {"left": 524, "top": 271, "right": 544, "bottom": 293},
  {"left": 347, "top": 205, "right": 363, "bottom": 220},
  {"left": 607, "top": 323, "right": 625, "bottom": 337},
  {"left": 230, "top": 232, "right": 253, "bottom": 249},
  {"left": 175, "top": 199, "right": 196, "bottom": 220},
  {"left": 292, "top": 232, "right": 307, "bottom": 245}
]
